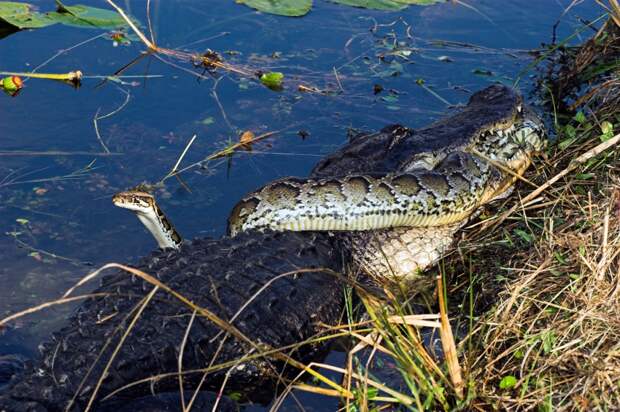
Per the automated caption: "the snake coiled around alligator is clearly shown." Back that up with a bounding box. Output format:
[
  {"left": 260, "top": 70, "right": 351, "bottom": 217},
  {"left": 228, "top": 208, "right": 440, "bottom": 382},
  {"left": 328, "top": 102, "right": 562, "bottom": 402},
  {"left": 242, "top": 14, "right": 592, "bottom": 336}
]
[
  {"left": 0, "top": 85, "right": 546, "bottom": 411},
  {"left": 115, "top": 85, "right": 546, "bottom": 280}
]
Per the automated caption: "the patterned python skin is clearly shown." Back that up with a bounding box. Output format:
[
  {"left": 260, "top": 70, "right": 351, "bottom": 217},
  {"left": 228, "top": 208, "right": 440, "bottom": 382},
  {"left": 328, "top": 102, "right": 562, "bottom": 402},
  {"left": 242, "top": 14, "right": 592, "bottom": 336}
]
[
  {"left": 228, "top": 119, "right": 545, "bottom": 236},
  {"left": 225, "top": 87, "right": 545, "bottom": 281}
]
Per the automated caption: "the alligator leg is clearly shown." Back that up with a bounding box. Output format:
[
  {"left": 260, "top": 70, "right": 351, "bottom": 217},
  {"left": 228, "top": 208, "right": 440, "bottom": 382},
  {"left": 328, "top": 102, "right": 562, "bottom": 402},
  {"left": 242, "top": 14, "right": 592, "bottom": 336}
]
[{"left": 0, "top": 231, "right": 346, "bottom": 411}]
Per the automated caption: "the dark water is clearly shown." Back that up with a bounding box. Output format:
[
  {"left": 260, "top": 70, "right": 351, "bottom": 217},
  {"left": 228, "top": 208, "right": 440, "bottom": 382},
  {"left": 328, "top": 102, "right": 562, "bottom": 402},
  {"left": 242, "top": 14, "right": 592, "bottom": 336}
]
[{"left": 0, "top": 0, "right": 601, "bottom": 408}]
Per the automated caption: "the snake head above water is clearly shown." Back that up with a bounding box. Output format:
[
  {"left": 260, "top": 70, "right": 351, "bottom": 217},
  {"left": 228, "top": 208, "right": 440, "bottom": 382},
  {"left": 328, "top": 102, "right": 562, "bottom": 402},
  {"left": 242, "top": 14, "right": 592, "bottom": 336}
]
[
  {"left": 113, "top": 190, "right": 183, "bottom": 249},
  {"left": 112, "top": 190, "right": 157, "bottom": 213}
]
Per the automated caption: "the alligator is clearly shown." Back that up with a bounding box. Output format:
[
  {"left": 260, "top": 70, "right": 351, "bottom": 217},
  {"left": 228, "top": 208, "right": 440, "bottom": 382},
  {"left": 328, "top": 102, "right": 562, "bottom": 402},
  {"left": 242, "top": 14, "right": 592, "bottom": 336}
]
[{"left": 0, "top": 85, "right": 545, "bottom": 411}]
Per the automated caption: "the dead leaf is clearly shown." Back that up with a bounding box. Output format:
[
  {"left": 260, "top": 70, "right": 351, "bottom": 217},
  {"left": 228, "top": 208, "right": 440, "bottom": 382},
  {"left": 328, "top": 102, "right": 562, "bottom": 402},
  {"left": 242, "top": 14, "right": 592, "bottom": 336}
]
[{"left": 239, "top": 130, "right": 255, "bottom": 150}]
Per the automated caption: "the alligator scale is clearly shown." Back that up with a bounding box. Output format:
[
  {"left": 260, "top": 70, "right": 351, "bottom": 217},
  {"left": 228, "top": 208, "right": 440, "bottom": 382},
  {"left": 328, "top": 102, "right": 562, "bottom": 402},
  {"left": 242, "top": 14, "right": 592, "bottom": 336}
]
[{"left": 0, "top": 85, "right": 546, "bottom": 411}]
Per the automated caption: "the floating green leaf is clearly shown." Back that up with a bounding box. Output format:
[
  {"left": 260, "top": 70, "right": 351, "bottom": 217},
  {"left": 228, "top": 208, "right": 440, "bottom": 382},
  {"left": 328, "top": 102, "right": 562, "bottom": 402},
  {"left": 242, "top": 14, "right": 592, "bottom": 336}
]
[
  {"left": 237, "top": 0, "right": 312, "bottom": 17},
  {"left": 472, "top": 68, "right": 494, "bottom": 76},
  {"left": 237, "top": 0, "right": 443, "bottom": 16},
  {"left": 260, "top": 71, "right": 284, "bottom": 89},
  {"left": 0, "top": 2, "right": 56, "bottom": 28},
  {"left": 380, "top": 94, "right": 399, "bottom": 103},
  {"left": 0, "top": 1, "right": 132, "bottom": 33},
  {"left": 200, "top": 116, "right": 215, "bottom": 125},
  {"left": 50, "top": 0, "right": 129, "bottom": 29},
  {"left": 393, "top": 0, "right": 444, "bottom": 3},
  {"left": 328, "top": 0, "right": 406, "bottom": 11}
]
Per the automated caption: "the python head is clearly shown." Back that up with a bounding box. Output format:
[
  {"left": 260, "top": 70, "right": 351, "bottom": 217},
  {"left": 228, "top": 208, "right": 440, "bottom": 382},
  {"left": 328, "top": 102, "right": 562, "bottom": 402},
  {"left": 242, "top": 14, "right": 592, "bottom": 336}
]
[
  {"left": 112, "top": 189, "right": 183, "bottom": 249},
  {"left": 112, "top": 190, "right": 157, "bottom": 214}
]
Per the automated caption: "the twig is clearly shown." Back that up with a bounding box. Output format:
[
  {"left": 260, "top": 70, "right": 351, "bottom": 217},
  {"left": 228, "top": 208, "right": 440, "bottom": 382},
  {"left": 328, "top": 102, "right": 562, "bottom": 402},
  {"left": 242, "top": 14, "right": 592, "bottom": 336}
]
[
  {"left": 0, "top": 165, "right": 94, "bottom": 188},
  {"left": 95, "top": 52, "right": 152, "bottom": 89},
  {"left": 146, "top": 0, "right": 156, "bottom": 46},
  {"left": 175, "top": 32, "right": 231, "bottom": 50},
  {"left": 333, "top": 67, "right": 345, "bottom": 93},
  {"left": 96, "top": 87, "right": 132, "bottom": 120},
  {"left": 10, "top": 235, "right": 92, "bottom": 266},
  {"left": 106, "top": 0, "right": 256, "bottom": 80},
  {"left": 436, "top": 275, "right": 464, "bottom": 399},
  {"left": 105, "top": 0, "right": 157, "bottom": 51},
  {"left": 417, "top": 82, "right": 452, "bottom": 106},
  {"left": 178, "top": 310, "right": 197, "bottom": 411},
  {"left": 0, "top": 294, "right": 109, "bottom": 326},
  {"left": 92, "top": 109, "right": 111, "bottom": 154},
  {"left": 31, "top": 33, "right": 106, "bottom": 73},
  {"left": 93, "top": 87, "right": 131, "bottom": 153},
  {"left": 210, "top": 348, "right": 257, "bottom": 412},
  {"left": 151, "top": 53, "right": 211, "bottom": 80},
  {"left": 160, "top": 131, "right": 278, "bottom": 183},
  {"left": 212, "top": 78, "right": 235, "bottom": 133},
  {"left": 168, "top": 134, "right": 198, "bottom": 178},
  {"left": 0, "top": 71, "right": 83, "bottom": 82}
]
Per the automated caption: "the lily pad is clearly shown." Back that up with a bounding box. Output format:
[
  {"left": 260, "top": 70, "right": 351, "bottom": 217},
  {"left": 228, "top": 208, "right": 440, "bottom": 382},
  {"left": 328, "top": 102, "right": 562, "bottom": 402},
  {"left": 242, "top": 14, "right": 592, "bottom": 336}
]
[
  {"left": 0, "top": 2, "right": 55, "bottom": 29},
  {"left": 237, "top": 0, "right": 444, "bottom": 16},
  {"left": 50, "top": 0, "right": 130, "bottom": 29},
  {"left": 330, "top": 0, "right": 443, "bottom": 10},
  {"left": 392, "top": 0, "right": 444, "bottom": 4},
  {"left": 0, "top": 1, "right": 132, "bottom": 33},
  {"left": 237, "top": 0, "right": 312, "bottom": 17},
  {"left": 328, "top": 0, "right": 406, "bottom": 10}
]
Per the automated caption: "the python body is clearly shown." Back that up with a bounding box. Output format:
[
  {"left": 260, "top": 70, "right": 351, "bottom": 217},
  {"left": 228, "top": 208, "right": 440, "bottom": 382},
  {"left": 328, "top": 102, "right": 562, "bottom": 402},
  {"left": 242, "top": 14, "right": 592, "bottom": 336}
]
[
  {"left": 227, "top": 119, "right": 543, "bottom": 236},
  {"left": 114, "top": 85, "right": 545, "bottom": 280}
]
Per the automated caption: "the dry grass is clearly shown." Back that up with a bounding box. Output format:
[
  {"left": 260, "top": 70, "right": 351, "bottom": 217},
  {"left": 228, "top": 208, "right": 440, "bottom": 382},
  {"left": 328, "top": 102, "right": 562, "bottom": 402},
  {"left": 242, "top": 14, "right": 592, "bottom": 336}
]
[
  {"left": 465, "top": 163, "right": 620, "bottom": 410},
  {"left": 331, "top": 15, "right": 620, "bottom": 412},
  {"left": 458, "top": 19, "right": 620, "bottom": 410}
]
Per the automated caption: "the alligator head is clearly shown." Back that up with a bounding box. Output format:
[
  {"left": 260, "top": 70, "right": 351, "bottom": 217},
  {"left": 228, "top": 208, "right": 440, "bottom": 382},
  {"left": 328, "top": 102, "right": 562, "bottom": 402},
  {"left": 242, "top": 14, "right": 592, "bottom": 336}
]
[{"left": 312, "top": 84, "right": 546, "bottom": 178}]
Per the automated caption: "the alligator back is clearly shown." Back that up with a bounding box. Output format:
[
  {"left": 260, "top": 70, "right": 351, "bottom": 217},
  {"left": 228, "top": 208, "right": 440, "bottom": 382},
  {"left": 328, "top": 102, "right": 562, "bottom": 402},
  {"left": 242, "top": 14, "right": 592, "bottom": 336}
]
[{"left": 1, "top": 231, "right": 345, "bottom": 411}]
